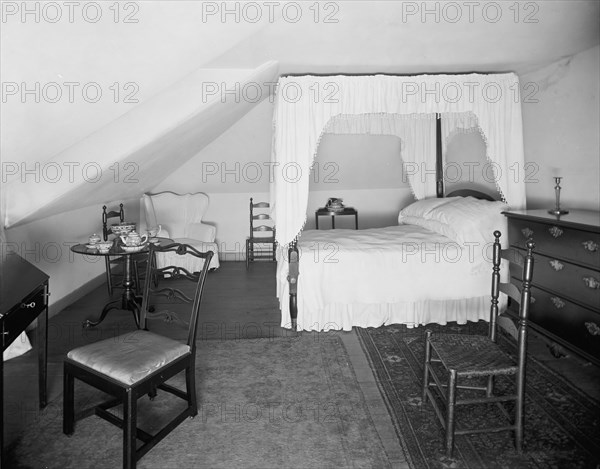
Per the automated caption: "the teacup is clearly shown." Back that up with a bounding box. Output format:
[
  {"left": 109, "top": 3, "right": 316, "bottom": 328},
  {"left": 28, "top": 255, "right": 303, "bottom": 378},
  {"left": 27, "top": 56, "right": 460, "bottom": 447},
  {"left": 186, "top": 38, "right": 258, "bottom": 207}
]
[
  {"left": 147, "top": 225, "right": 162, "bottom": 238},
  {"left": 89, "top": 233, "right": 101, "bottom": 244}
]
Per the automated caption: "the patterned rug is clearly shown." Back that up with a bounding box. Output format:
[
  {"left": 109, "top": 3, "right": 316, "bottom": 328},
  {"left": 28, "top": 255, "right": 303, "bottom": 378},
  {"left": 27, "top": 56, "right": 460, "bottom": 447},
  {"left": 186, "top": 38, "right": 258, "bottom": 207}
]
[
  {"left": 356, "top": 321, "right": 600, "bottom": 469},
  {"left": 7, "top": 334, "right": 391, "bottom": 469}
]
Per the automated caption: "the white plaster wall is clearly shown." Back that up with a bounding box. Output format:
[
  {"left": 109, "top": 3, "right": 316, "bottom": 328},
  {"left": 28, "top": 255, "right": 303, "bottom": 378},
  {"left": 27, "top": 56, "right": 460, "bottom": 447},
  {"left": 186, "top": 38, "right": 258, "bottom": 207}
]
[
  {"left": 3, "top": 198, "right": 141, "bottom": 313},
  {"left": 521, "top": 45, "right": 600, "bottom": 210}
]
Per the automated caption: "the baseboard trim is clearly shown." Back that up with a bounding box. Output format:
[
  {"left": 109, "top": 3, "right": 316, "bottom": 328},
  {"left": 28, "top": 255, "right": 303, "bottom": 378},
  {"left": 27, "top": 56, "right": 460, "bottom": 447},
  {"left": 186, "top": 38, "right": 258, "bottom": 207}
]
[{"left": 219, "top": 252, "right": 247, "bottom": 262}]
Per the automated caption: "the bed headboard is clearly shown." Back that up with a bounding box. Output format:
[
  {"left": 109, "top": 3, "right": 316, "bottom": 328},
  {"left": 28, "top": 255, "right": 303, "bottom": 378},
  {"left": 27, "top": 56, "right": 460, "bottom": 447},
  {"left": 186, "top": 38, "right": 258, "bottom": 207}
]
[{"left": 445, "top": 189, "right": 497, "bottom": 201}]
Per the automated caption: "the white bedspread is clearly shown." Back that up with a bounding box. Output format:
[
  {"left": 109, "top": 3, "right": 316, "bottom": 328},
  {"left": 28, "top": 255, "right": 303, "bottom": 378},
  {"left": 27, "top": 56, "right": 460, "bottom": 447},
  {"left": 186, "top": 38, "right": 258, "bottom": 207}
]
[{"left": 277, "top": 224, "right": 498, "bottom": 331}]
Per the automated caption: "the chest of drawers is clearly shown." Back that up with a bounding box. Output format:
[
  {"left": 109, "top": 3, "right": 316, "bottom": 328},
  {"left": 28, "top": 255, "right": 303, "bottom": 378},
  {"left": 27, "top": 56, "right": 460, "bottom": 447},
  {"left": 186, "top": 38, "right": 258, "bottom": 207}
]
[{"left": 504, "top": 209, "right": 600, "bottom": 365}]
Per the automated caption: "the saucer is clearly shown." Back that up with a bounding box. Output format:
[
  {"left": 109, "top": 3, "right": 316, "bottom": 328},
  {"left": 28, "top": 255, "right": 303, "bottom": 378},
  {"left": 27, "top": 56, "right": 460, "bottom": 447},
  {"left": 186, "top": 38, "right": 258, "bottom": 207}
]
[
  {"left": 121, "top": 245, "right": 146, "bottom": 253},
  {"left": 150, "top": 238, "right": 160, "bottom": 245},
  {"left": 85, "top": 244, "right": 99, "bottom": 249}
]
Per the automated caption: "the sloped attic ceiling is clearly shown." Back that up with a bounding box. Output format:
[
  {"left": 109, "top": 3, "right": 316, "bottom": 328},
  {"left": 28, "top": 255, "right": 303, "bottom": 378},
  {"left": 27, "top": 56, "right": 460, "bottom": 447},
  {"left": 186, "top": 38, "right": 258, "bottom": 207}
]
[
  {"left": 206, "top": 0, "right": 600, "bottom": 75},
  {"left": 2, "top": 1, "right": 599, "bottom": 228},
  {"left": 3, "top": 62, "right": 279, "bottom": 227}
]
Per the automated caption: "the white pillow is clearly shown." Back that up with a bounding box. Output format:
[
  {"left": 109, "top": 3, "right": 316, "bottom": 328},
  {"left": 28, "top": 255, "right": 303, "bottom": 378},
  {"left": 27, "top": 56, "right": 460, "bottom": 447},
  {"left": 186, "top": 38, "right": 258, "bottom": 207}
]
[
  {"left": 427, "top": 197, "right": 509, "bottom": 246},
  {"left": 397, "top": 197, "right": 460, "bottom": 224},
  {"left": 399, "top": 215, "right": 459, "bottom": 242}
]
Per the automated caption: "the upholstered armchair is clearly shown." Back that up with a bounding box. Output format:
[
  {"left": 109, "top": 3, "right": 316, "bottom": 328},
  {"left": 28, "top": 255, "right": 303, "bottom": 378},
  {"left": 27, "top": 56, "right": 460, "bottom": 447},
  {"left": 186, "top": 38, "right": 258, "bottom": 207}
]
[{"left": 142, "top": 192, "right": 220, "bottom": 270}]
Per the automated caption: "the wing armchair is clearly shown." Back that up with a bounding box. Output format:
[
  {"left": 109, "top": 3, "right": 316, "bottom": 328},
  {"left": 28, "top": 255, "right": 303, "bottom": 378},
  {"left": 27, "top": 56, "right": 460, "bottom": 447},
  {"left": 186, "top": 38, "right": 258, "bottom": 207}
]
[{"left": 142, "top": 192, "right": 220, "bottom": 270}]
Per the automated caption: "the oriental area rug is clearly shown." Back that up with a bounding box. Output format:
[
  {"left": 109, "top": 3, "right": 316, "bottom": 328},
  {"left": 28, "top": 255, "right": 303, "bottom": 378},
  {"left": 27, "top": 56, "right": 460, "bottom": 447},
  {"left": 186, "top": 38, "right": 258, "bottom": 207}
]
[
  {"left": 7, "top": 334, "right": 392, "bottom": 469},
  {"left": 356, "top": 322, "right": 600, "bottom": 469}
]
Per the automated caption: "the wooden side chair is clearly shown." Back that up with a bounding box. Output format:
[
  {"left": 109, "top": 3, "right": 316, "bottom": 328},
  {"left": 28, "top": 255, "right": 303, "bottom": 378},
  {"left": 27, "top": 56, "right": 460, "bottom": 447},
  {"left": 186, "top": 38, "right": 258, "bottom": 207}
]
[
  {"left": 421, "top": 231, "right": 535, "bottom": 457},
  {"left": 63, "top": 243, "right": 213, "bottom": 469},
  {"left": 246, "top": 197, "right": 276, "bottom": 269},
  {"left": 102, "top": 203, "right": 144, "bottom": 295}
]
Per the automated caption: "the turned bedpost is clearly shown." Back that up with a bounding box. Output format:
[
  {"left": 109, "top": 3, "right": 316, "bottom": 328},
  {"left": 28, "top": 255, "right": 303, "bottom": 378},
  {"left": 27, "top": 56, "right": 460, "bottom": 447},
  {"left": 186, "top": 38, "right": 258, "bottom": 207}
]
[
  {"left": 435, "top": 113, "right": 444, "bottom": 198},
  {"left": 287, "top": 241, "right": 299, "bottom": 330}
]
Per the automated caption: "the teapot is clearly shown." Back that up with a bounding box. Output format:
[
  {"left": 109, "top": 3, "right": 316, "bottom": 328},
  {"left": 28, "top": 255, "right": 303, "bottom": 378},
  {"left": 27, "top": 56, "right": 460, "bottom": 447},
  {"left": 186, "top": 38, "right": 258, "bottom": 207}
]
[{"left": 120, "top": 230, "right": 148, "bottom": 247}]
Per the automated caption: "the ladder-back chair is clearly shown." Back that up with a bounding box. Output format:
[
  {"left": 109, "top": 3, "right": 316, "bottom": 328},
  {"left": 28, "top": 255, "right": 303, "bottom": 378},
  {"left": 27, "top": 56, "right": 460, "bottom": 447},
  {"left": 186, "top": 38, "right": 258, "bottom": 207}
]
[
  {"left": 102, "top": 204, "right": 144, "bottom": 296},
  {"left": 421, "top": 231, "right": 535, "bottom": 457},
  {"left": 63, "top": 243, "right": 213, "bottom": 469},
  {"left": 246, "top": 198, "right": 276, "bottom": 269}
]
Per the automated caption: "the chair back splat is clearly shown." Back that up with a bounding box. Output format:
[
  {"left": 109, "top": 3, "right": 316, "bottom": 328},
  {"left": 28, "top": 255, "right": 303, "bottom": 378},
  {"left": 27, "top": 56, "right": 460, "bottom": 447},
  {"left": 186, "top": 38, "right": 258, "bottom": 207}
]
[
  {"left": 421, "top": 230, "right": 535, "bottom": 457},
  {"left": 63, "top": 243, "right": 213, "bottom": 469}
]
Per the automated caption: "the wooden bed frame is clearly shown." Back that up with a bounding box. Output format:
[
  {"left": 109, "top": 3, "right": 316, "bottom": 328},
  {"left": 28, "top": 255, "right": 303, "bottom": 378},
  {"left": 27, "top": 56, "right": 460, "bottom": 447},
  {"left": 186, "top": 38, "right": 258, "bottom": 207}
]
[{"left": 285, "top": 114, "right": 497, "bottom": 329}]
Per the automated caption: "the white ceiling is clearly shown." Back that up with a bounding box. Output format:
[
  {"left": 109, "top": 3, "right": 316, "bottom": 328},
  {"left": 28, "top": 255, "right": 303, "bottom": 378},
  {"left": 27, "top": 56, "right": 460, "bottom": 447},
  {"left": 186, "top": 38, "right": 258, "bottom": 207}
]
[{"left": 207, "top": 0, "right": 600, "bottom": 75}]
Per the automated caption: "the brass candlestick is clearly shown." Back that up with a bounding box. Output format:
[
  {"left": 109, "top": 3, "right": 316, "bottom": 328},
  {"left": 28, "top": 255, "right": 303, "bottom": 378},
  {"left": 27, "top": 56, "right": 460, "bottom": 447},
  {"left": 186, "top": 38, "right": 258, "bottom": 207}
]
[{"left": 548, "top": 177, "right": 569, "bottom": 215}]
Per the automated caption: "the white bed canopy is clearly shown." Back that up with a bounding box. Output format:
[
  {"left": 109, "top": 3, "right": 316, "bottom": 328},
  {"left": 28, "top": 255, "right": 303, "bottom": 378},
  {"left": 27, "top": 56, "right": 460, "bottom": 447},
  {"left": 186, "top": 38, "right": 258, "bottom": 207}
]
[{"left": 270, "top": 73, "right": 526, "bottom": 246}]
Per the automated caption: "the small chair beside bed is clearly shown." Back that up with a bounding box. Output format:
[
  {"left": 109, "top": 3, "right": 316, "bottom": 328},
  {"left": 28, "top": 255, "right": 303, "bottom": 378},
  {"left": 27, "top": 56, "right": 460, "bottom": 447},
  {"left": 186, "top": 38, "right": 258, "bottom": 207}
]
[{"left": 278, "top": 192, "right": 511, "bottom": 331}]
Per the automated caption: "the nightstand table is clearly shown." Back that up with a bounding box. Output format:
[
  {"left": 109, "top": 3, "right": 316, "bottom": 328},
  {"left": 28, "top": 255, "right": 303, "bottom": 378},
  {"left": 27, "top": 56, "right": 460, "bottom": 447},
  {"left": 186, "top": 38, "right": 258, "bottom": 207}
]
[{"left": 315, "top": 207, "right": 358, "bottom": 229}]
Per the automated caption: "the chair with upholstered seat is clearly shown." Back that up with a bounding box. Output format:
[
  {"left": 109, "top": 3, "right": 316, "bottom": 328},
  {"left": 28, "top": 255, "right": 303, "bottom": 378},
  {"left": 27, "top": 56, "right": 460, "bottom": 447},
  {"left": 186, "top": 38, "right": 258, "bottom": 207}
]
[
  {"left": 142, "top": 192, "right": 220, "bottom": 273},
  {"left": 63, "top": 243, "right": 213, "bottom": 469},
  {"left": 421, "top": 231, "right": 535, "bottom": 457}
]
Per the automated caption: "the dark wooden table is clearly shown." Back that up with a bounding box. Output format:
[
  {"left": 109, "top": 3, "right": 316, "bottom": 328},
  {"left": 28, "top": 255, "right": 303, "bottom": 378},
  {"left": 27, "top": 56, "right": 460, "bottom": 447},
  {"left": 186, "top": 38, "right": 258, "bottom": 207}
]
[
  {"left": 0, "top": 254, "right": 49, "bottom": 468},
  {"left": 71, "top": 241, "right": 149, "bottom": 328},
  {"left": 315, "top": 207, "right": 358, "bottom": 229},
  {"left": 71, "top": 238, "right": 174, "bottom": 328}
]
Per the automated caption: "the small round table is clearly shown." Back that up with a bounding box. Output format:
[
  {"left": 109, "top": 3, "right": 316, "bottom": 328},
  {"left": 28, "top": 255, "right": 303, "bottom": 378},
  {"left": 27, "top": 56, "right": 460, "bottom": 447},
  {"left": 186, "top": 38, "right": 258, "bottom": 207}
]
[
  {"left": 315, "top": 207, "right": 359, "bottom": 229},
  {"left": 71, "top": 239, "right": 171, "bottom": 328}
]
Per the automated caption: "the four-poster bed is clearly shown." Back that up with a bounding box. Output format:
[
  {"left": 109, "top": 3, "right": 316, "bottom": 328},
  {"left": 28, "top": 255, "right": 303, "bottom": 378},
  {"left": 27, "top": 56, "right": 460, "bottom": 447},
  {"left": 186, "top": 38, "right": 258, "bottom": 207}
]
[{"left": 270, "top": 73, "right": 527, "bottom": 331}]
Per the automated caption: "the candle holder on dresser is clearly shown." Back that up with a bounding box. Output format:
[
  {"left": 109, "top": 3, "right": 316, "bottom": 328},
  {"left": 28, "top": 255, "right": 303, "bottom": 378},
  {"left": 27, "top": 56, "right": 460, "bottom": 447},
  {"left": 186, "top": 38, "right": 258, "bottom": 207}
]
[{"left": 548, "top": 176, "right": 569, "bottom": 215}]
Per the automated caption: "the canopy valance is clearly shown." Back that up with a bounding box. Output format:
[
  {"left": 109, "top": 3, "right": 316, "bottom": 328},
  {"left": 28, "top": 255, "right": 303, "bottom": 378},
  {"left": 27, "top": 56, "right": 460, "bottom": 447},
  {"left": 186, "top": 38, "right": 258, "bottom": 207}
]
[{"left": 270, "top": 73, "right": 526, "bottom": 246}]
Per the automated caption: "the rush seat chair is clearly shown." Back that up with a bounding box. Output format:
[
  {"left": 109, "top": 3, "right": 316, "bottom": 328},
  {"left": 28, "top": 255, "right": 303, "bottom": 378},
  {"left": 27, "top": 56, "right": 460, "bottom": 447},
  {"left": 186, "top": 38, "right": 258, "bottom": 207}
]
[
  {"left": 246, "top": 198, "right": 276, "bottom": 269},
  {"left": 101, "top": 203, "right": 144, "bottom": 295},
  {"left": 421, "top": 231, "right": 535, "bottom": 457}
]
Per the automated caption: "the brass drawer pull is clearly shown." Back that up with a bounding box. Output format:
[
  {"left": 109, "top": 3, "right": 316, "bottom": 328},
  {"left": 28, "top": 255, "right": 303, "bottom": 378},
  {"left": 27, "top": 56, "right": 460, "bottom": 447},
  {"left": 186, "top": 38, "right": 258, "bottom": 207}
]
[
  {"left": 20, "top": 301, "right": 36, "bottom": 308},
  {"left": 550, "top": 297, "right": 565, "bottom": 309},
  {"left": 548, "top": 226, "right": 563, "bottom": 238},
  {"left": 549, "top": 260, "right": 564, "bottom": 271},
  {"left": 585, "top": 322, "right": 600, "bottom": 336},
  {"left": 521, "top": 227, "right": 534, "bottom": 238},
  {"left": 582, "top": 276, "right": 600, "bottom": 289},
  {"left": 582, "top": 240, "right": 598, "bottom": 252}
]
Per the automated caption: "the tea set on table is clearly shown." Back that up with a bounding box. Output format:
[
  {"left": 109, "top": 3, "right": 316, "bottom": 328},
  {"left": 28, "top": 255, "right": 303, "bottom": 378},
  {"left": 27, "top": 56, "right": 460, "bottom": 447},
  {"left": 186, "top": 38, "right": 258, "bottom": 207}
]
[{"left": 86, "top": 223, "right": 162, "bottom": 253}]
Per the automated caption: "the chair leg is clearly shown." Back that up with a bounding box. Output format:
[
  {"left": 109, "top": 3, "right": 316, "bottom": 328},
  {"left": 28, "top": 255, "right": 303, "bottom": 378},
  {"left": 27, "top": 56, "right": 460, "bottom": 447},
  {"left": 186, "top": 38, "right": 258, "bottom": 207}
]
[
  {"left": 246, "top": 239, "right": 250, "bottom": 269},
  {"left": 133, "top": 260, "right": 141, "bottom": 295},
  {"left": 445, "top": 369, "right": 458, "bottom": 458},
  {"left": 514, "top": 368, "right": 526, "bottom": 452},
  {"left": 63, "top": 366, "right": 75, "bottom": 435},
  {"left": 422, "top": 330, "right": 432, "bottom": 404},
  {"left": 186, "top": 363, "right": 198, "bottom": 417},
  {"left": 123, "top": 388, "right": 137, "bottom": 469},
  {"left": 105, "top": 257, "right": 113, "bottom": 296},
  {"left": 486, "top": 375, "right": 495, "bottom": 397}
]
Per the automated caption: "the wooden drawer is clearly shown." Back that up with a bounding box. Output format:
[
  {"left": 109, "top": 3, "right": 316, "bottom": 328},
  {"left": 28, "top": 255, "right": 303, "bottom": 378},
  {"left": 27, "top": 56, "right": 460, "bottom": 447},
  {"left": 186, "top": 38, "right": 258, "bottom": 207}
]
[
  {"left": 533, "top": 252, "right": 600, "bottom": 310},
  {"left": 1, "top": 284, "right": 47, "bottom": 350},
  {"left": 529, "top": 286, "right": 600, "bottom": 362},
  {"left": 508, "top": 218, "right": 600, "bottom": 269}
]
